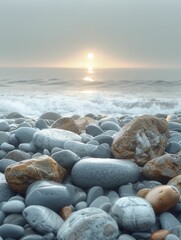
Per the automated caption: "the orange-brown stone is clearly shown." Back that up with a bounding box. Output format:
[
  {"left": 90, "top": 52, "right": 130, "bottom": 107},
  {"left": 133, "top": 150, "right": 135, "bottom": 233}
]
[
  {"left": 145, "top": 185, "right": 180, "bottom": 214},
  {"left": 75, "top": 117, "right": 96, "bottom": 132},
  {"left": 5, "top": 155, "right": 67, "bottom": 194},
  {"left": 51, "top": 117, "right": 81, "bottom": 134},
  {"left": 59, "top": 206, "right": 72, "bottom": 220},
  {"left": 137, "top": 188, "right": 151, "bottom": 198},
  {"left": 150, "top": 229, "right": 170, "bottom": 240},
  {"left": 111, "top": 115, "right": 169, "bottom": 166},
  {"left": 168, "top": 174, "right": 181, "bottom": 194}
]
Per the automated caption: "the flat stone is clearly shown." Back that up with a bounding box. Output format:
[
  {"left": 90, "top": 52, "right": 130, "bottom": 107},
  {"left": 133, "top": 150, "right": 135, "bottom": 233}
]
[
  {"left": 51, "top": 117, "right": 81, "bottom": 134},
  {"left": 143, "top": 153, "right": 181, "bottom": 182},
  {"left": 4, "top": 213, "right": 27, "bottom": 226},
  {"left": 2, "top": 200, "right": 25, "bottom": 213},
  {"left": 168, "top": 122, "right": 181, "bottom": 132},
  {"left": 5, "top": 155, "right": 66, "bottom": 194},
  {"left": 33, "top": 128, "right": 81, "bottom": 151},
  {"left": 0, "top": 223, "right": 24, "bottom": 239},
  {"left": 110, "top": 196, "right": 156, "bottom": 231},
  {"left": 64, "top": 141, "right": 96, "bottom": 158},
  {"left": 71, "top": 158, "right": 140, "bottom": 189},
  {"left": 160, "top": 212, "right": 181, "bottom": 230},
  {"left": 20, "top": 235, "right": 43, "bottom": 240},
  {"left": 51, "top": 149, "right": 80, "bottom": 169},
  {"left": 25, "top": 180, "right": 71, "bottom": 212},
  {"left": 112, "top": 115, "right": 169, "bottom": 166},
  {"left": 150, "top": 229, "right": 170, "bottom": 240},
  {"left": 23, "top": 205, "right": 64, "bottom": 234},
  {"left": 57, "top": 207, "right": 119, "bottom": 240},
  {"left": 145, "top": 185, "right": 180, "bottom": 213},
  {"left": 15, "top": 127, "right": 38, "bottom": 143}
]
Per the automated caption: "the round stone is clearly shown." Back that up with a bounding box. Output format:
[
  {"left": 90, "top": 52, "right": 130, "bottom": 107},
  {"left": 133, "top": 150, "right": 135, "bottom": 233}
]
[
  {"left": 110, "top": 196, "right": 156, "bottom": 231},
  {"left": 2, "top": 200, "right": 25, "bottom": 213},
  {"left": 0, "top": 223, "right": 24, "bottom": 239},
  {"left": 71, "top": 158, "right": 140, "bottom": 189},
  {"left": 145, "top": 185, "right": 180, "bottom": 213},
  {"left": 15, "top": 127, "right": 38, "bottom": 143},
  {"left": 57, "top": 207, "right": 119, "bottom": 240}
]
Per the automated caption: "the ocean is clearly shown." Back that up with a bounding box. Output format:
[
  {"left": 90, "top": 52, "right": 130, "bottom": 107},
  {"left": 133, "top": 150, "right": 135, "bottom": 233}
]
[{"left": 0, "top": 67, "right": 181, "bottom": 117}]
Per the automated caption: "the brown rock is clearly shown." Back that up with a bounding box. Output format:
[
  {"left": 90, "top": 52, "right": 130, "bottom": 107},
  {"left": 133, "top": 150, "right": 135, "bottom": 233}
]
[
  {"left": 5, "top": 155, "right": 66, "bottom": 194},
  {"left": 51, "top": 117, "right": 81, "bottom": 134},
  {"left": 75, "top": 117, "right": 96, "bottom": 132},
  {"left": 143, "top": 153, "right": 181, "bottom": 182},
  {"left": 59, "top": 206, "right": 72, "bottom": 220},
  {"left": 168, "top": 174, "right": 181, "bottom": 194},
  {"left": 145, "top": 185, "right": 180, "bottom": 214},
  {"left": 111, "top": 115, "right": 169, "bottom": 166},
  {"left": 150, "top": 229, "right": 170, "bottom": 240},
  {"left": 137, "top": 188, "right": 151, "bottom": 198}
]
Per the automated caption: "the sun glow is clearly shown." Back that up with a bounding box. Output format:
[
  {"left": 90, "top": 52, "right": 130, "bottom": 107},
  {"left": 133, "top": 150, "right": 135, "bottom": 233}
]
[
  {"left": 87, "top": 53, "right": 94, "bottom": 60},
  {"left": 84, "top": 76, "right": 94, "bottom": 82}
]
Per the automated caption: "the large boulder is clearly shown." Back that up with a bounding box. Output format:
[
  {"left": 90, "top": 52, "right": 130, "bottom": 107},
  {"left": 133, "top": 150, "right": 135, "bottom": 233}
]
[{"left": 111, "top": 115, "right": 169, "bottom": 166}]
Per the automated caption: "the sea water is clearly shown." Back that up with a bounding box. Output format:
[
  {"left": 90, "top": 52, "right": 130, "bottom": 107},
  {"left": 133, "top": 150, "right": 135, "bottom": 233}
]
[{"left": 0, "top": 67, "right": 181, "bottom": 117}]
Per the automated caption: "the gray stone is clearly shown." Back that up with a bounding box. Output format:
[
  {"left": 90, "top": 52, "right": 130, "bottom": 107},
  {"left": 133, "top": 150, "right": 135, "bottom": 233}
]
[
  {"left": 85, "top": 124, "right": 104, "bottom": 136},
  {"left": 9, "top": 133, "right": 19, "bottom": 147},
  {"left": 87, "top": 186, "right": 104, "bottom": 206},
  {"left": 2, "top": 200, "right": 25, "bottom": 213},
  {"left": 169, "top": 133, "right": 181, "bottom": 143},
  {"left": 0, "top": 211, "right": 5, "bottom": 225},
  {"left": 0, "top": 223, "right": 24, "bottom": 239},
  {"left": 168, "top": 122, "right": 181, "bottom": 132},
  {"left": 20, "top": 235, "right": 43, "bottom": 240},
  {"left": 0, "top": 150, "right": 6, "bottom": 159},
  {"left": 118, "top": 234, "right": 136, "bottom": 240},
  {"left": 51, "top": 147, "right": 63, "bottom": 155},
  {"left": 4, "top": 213, "right": 27, "bottom": 226},
  {"left": 119, "top": 184, "right": 136, "bottom": 197},
  {"left": 110, "top": 196, "right": 156, "bottom": 231},
  {"left": 75, "top": 201, "right": 87, "bottom": 211},
  {"left": 35, "top": 119, "right": 49, "bottom": 129},
  {"left": 33, "top": 129, "right": 81, "bottom": 151},
  {"left": 0, "top": 131, "right": 10, "bottom": 145},
  {"left": 39, "top": 112, "right": 61, "bottom": 121},
  {"left": 71, "top": 158, "right": 140, "bottom": 189},
  {"left": 99, "top": 116, "right": 119, "bottom": 125},
  {"left": 0, "top": 119, "right": 10, "bottom": 131},
  {"left": 25, "top": 180, "right": 71, "bottom": 212},
  {"left": 105, "top": 190, "right": 120, "bottom": 203},
  {"left": 166, "top": 142, "right": 181, "bottom": 154},
  {"left": 143, "top": 180, "right": 162, "bottom": 189},
  {"left": 19, "top": 142, "right": 38, "bottom": 153},
  {"left": 65, "top": 183, "right": 86, "bottom": 206},
  {"left": 43, "top": 149, "right": 50, "bottom": 155},
  {"left": 165, "top": 234, "right": 180, "bottom": 240},
  {"left": 64, "top": 141, "right": 96, "bottom": 158},
  {"left": 89, "top": 196, "right": 112, "bottom": 212},
  {"left": 103, "top": 130, "right": 118, "bottom": 137},
  {"left": 160, "top": 212, "right": 181, "bottom": 230},
  {"left": 87, "top": 139, "right": 99, "bottom": 145},
  {"left": 0, "top": 182, "right": 15, "bottom": 202},
  {"left": 131, "top": 232, "right": 151, "bottom": 239},
  {"left": 51, "top": 150, "right": 80, "bottom": 169},
  {"left": 6, "top": 149, "right": 31, "bottom": 161},
  {"left": 80, "top": 133, "right": 93, "bottom": 143},
  {"left": 90, "top": 145, "right": 112, "bottom": 158},
  {"left": 57, "top": 207, "right": 119, "bottom": 240},
  {"left": 1, "top": 142, "right": 15, "bottom": 151},
  {"left": 93, "top": 134, "right": 113, "bottom": 146},
  {"left": 100, "top": 121, "right": 121, "bottom": 131},
  {"left": 15, "top": 127, "right": 38, "bottom": 143},
  {"left": 23, "top": 205, "right": 64, "bottom": 234},
  {"left": 0, "top": 172, "right": 6, "bottom": 183}
]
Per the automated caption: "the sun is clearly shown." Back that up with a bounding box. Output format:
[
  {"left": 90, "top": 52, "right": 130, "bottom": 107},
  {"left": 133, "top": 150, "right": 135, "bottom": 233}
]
[{"left": 87, "top": 53, "right": 94, "bottom": 60}]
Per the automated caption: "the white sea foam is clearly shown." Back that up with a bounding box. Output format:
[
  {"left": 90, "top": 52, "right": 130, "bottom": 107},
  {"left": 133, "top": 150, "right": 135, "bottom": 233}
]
[{"left": 0, "top": 92, "right": 181, "bottom": 118}]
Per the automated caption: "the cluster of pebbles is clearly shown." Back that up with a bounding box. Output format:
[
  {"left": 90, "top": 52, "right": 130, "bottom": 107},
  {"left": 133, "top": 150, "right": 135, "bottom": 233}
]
[{"left": 0, "top": 111, "right": 181, "bottom": 240}]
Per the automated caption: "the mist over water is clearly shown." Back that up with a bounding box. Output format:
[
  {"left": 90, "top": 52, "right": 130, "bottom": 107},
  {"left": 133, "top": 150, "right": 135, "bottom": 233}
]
[{"left": 0, "top": 67, "right": 181, "bottom": 117}]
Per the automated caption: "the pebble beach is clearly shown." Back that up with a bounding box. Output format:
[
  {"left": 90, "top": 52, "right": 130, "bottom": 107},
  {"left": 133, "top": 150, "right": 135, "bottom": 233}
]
[{"left": 0, "top": 111, "right": 181, "bottom": 240}]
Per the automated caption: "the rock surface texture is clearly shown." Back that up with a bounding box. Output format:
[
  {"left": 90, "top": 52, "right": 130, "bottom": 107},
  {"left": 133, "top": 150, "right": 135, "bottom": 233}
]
[{"left": 112, "top": 115, "right": 169, "bottom": 166}]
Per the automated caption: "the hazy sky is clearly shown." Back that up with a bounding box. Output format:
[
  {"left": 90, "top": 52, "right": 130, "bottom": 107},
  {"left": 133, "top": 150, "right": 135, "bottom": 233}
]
[{"left": 0, "top": 0, "right": 181, "bottom": 68}]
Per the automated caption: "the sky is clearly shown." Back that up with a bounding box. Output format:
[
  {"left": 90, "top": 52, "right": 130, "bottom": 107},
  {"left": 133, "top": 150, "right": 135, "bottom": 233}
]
[{"left": 0, "top": 0, "right": 181, "bottom": 68}]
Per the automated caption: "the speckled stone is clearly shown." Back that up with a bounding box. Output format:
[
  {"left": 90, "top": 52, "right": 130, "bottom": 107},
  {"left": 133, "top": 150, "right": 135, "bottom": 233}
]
[
  {"left": 110, "top": 196, "right": 156, "bottom": 231},
  {"left": 71, "top": 158, "right": 140, "bottom": 189},
  {"left": 150, "top": 229, "right": 170, "bottom": 240},
  {"left": 145, "top": 185, "right": 180, "bottom": 213},
  {"left": 143, "top": 153, "right": 181, "bottom": 182},
  {"left": 112, "top": 115, "right": 169, "bottom": 166},
  {"left": 23, "top": 205, "right": 64, "bottom": 235},
  {"left": 5, "top": 155, "right": 67, "bottom": 194},
  {"left": 25, "top": 180, "right": 71, "bottom": 212},
  {"left": 57, "top": 207, "right": 119, "bottom": 240},
  {"left": 33, "top": 128, "right": 81, "bottom": 151}
]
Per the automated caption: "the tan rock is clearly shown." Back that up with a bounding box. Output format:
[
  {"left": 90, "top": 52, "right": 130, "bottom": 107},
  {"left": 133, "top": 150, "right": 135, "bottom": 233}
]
[
  {"left": 137, "top": 188, "right": 151, "bottom": 198},
  {"left": 51, "top": 117, "right": 81, "bottom": 134},
  {"left": 145, "top": 185, "right": 180, "bottom": 214},
  {"left": 150, "top": 229, "right": 170, "bottom": 240},
  {"left": 59, "top": 206, "right": 72, "bottom": 220},
  {"left": 143, "top": 153, "right": 181, "bottom": 182},
  {"left": 168, "top": 174, "right": 181, "bottom": 194},
  {"left": 5, "top": 155, "right": 66, "bottom": 194},
  {"left": 75, "top": 117, "right": 96, "bottom": 132},
  {"left": 111, "top": 115, "right": 169, "bottom": 166}
]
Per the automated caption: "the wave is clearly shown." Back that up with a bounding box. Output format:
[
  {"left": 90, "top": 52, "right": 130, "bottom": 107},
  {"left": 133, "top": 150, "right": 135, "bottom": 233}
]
[{"left": 0, "top": 92, "right": 180, "bottom": 118}]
